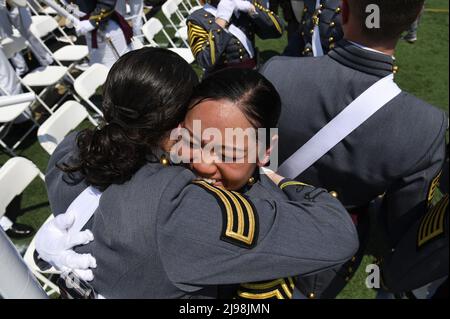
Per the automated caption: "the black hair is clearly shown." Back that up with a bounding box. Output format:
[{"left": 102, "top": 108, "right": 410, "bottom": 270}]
[
  {"left": 350, "top": 0, "right": 425, "bottom": 42},
  {"left": 189, "top": 68, "right": 281, "bottom": 147},
  {"left": 60, "top": 47, "right": 198, "bottom": 190}
]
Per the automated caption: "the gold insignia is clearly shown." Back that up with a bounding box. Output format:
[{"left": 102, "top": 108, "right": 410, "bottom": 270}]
[
  {"left": 279, "top": 181, "right": 310, "bottom": 190},
  {"left": 427, "top": 171, "right": 442, "bottom": 204},
  {"left": 89, "top": 9, "right": 113, "bottom": 22},
  {"left": 187, "top": 22, "right": 209, "bottom": 57},
  {"left": 417, "top": 194, "right": 448, "bottom": 248},
  {"left": 192, "top": 180, "right": 258, "bottom": 248},
  {"left": 237, "top": 277, "right": 296, "bottom": 299}
]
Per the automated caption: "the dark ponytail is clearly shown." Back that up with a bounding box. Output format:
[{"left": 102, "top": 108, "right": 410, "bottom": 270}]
[{"left": 60, "top": 48, "right": 198, "bottom": 190}]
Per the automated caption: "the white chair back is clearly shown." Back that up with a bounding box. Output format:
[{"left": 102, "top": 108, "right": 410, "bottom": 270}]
[
  {"left": 37, "top": 100, "right": 89, "bottom": 155},
  {"left": 74, "top": 64, "right": 109, "bottom": 101},
  {"left": 0, "top": 157, "right": 40, "bottom": 217}
]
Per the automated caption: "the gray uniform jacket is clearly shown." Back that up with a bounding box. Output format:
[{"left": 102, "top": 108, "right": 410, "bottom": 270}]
[
  {"left": 261, "top": 40, "right": 447, "bottom": 246},
  {"left": 45, "top": 132, "right": 358, "bottom": 298}
]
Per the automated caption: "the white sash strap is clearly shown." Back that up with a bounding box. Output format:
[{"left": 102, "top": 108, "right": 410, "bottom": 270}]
[
  {"left": 311, "top": 0, "right": 323, "bottom": 57},
  {"left": 203, "top": 4, "right": 254, "bottom": 58},
  {"left": 277, "top": 74, "right": 402, "bottom": 179},
  {"left": 66, "top": 186, "right": 102, "bottom": 236}
]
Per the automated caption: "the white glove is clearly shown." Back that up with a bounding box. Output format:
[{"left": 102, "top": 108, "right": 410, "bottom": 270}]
[
  {"left": 233, "top": 0, "right": 256, "bottom": 14},
  {"left": 74, "top": 19, "right": 96, "bottom": 35},
  {"left": 35, "top": 211, "right": 97, "bottom": 282},
  {"left": 65, "top": 15, "right": 79, "bottom": 29},
  {"left": 216, "top": 0, "right": 236, "bottom": 23}
]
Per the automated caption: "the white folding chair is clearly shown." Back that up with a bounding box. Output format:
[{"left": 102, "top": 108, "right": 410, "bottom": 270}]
[
  {"left": 0, "top": 157, "right": 42, "bottom": 219},
  {"left": 139, "top": 18, "right": 194, "bottom": 64},
  {"left": 23, "top": 214, "right": 60, "bottom": 297},
  {"left": 161, "top": 0, "right": 189, "bottom": 47},
  {"left": 38, "top": 100, "right": 97, "bottom": 155},
  {"left": 29, "top": 15, "right": 89, "bottom": 75},
  {"left": 0, "top": 93, "right": 40, "bottom": 157},
  {"left": 73, "top": 64, "right": 110, "bottom": 117}
]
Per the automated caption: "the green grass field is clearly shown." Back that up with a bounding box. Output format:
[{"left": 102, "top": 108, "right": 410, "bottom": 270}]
[{"left": 0, "top": 0, "right": 448, "bottom": 299}]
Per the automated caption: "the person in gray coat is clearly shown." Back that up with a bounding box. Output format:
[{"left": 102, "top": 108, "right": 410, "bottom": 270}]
[
  {"left": 261, "top": 0, "right": 447, "bottom": 298},
  {"left": 35, "top": 48, "right": 358, "bottom": 299}
]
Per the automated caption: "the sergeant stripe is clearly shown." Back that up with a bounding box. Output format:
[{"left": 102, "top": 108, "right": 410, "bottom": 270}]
[
  {"left": 418, "top": 195, "right": 448, "bottom": 248},
  {"left": 192, "top": 181, "right": 258, "bottom": 248},
  {"left": 238, "top": 278, "right": 296, "bottom": 299}
]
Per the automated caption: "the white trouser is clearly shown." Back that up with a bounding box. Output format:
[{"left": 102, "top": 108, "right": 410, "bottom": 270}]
[
  {"left": 84, "top": 19, "right": 130, "bottom": 68},
  {"left": 8, "top": 6, "right": 53, "bottom": 66},
  {"left": 115, "top": 0, "right": 143, "bottom": 36},
  {"left": 0, "top": 48, "right": 22, "bottom": 95}
]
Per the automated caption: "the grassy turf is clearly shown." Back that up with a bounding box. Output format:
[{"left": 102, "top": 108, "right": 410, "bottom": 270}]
[{"left": 0, "top": 0, "right": 448, "bottom": 298}]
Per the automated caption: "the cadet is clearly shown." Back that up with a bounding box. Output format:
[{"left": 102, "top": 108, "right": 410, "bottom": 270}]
[
  {"left": 261, "top": 0, "right": 447, "bottom": 298},
  {"left": 34, "top": 48, "right": 358, "bottom": 298},
  {"left": 1, "top": 0, "right": 53, "bottom": 75},
  {"left": 45, "top": 0, "right": 133, "bottom": 67},
  {"left": 186, "top": 0, "right": 284, "bottom": 76}
]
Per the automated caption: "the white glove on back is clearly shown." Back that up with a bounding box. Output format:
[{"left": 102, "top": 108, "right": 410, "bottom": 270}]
[
  {"left": 35, "top": 211, "right": 97, "bottom": 281},
  {"left": 74, "top": 19, "right": 96, "bottom": 35}
]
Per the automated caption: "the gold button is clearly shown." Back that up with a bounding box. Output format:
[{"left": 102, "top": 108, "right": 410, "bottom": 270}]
[
  {"left": 330, "top": 21, "right": 336, "bottom": 27},
  {"left": 393, "top": 65, "right": 399, "bottom": 74},
  {"left": 208, "top": 20, "right": 212, "bottom": 24},
  {"left": 204, "top": 13, "right": 208, "bottom": 17},
  {"left": 307, "top": 292, "right": 316, "bottom": 299},
  {"left": 239, "top": 55, "right": 243, "bottom": 60},
  {"left": 330, "top": 191, "right": 338, "bottom": 198},
  {"left": 335, "top": 7, "right": 341, "bottom": 13},
  {"left": 310, "top": 29, "right": 314, "bottom": 34},
  {"left": 239, "top": 48, "right": 243, "bottom": 53},
  {"left": 329, "top": 43, "right": 335, "bottom": 49},
  {"left": 345, "top": 277, "right": 350, "bottom": 282},
  {"left": 351, "top": 256, "right": 356, "bottom": 262},
  {"left": 304, "top": 7, "right": 308, "bottom": 12},
  {"left": 348, "top": 267, "right": 353, "bottom": 273},
  {"left": 329, "top": 36, "right": 335, "bottom": 43},
  {"left": 160, "top": 156, "right": 169, "bottom": 166}
]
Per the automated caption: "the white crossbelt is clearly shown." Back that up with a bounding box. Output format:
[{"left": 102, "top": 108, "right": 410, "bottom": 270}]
[
  {"left": 203, "top": 4, "right": 254, "bottom": 58},
  {"left": 311, "top": 0, "right": 323, "bottom": 57},
  {"left": 66, "top": 186, "right": 102, "bottom": 236},
  {"left": 277, "top": 74, "right": 402, "bottom": 179}
]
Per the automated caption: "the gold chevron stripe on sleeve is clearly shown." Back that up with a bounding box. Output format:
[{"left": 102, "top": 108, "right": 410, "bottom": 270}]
[
  {"left": 187, "top": 22, "right": 208, "bottom": 56},
  {"left": 418, "top": 194, "right": 448, "bottom": 248},
  {"left": 279, "top": 181, "right": 310, "bottom": 190},
  {"left": 427, "top": 171, "right": 442, "bottom": 203},
  {"left": 192, "top": 180, "right": 258, "bottom": 248},
  {"left": 238, "top": 277, "right": 296, "bottom": 299}
]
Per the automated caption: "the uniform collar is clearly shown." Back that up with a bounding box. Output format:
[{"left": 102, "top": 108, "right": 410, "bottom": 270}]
[{"left": 328, "top": 39, "right": 396, "bottom": 78}]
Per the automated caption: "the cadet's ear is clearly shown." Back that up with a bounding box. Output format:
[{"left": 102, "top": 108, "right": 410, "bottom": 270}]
[
  {"left": 257, "top": 135, "right": 278, "bottom": 167},
  {"left": 341, "top": 0, "right": 350, "bottom": 25}
]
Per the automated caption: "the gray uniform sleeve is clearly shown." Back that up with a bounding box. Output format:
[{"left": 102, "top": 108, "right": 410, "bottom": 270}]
[
  {"left": 383, "top": 112, "right": 447, "bottom": 245},
  {"left": 250, "top": 0, "right": 284, "bottom": 39},
  {"left": 381, "top": 194, "right": 449, "bottom": 293},
  {"left": 157, "top": 174, "right": 358, "bottom": 289}
]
